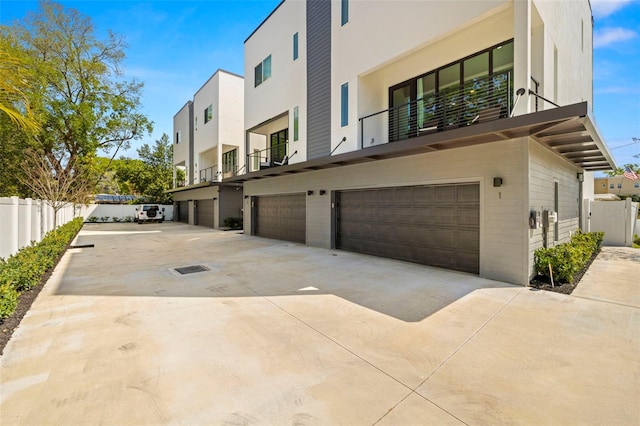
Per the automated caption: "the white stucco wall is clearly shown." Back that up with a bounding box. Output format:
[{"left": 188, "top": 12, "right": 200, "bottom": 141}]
[
  {"left": 330, "top": 1, "right": 511, "bottom": 155},
  {"left": 533, "top": 0, "right": 593, "bottom": 108},
  {"left": 193, "top": 73, "right": 221, "bottom": 177},
  {"left": 173, "top": 102, "right": 191, "bottom": 177},
  {"left": 244, "top": 0, "right": 307, "bottom": 164}
]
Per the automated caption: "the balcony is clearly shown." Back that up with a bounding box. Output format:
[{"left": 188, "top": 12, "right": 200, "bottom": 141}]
[
  {"left": 247, "top": 142, "right": 290, "bottom": 173},
  {"left": 199, "top": 165, "right": 219, "bottom": 183},
  {"left": 359, "top": 71, "right": 513, "bottom": 148}
]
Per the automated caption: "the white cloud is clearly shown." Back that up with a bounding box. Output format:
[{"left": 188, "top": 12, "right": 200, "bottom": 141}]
[
  {"left": 594, "top": 27, "right": 637, "bottom": 48},
  {"left": 591, "top": 0, "right": 632, "bottom": 18}
]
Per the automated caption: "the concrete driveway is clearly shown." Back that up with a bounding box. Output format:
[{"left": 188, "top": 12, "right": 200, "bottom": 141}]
[{"left": 1, "top": 222, "right": 638, "bottom": 425}]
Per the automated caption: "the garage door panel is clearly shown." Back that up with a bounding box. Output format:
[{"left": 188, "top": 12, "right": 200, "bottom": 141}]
[
  {"left": 197, "top": 199, "right": 215, "bottom": 228},
  {"left": 255, "top": 194, "right": 305, "bottom": 244},
  {"left": 178, "top": 201, "right": 189, "bottom": 224},
  {"left": 337, "top": 183, "right": 479, "bottom": 274}
]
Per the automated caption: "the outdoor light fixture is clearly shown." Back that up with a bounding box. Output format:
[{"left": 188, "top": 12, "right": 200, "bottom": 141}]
[
  {"left": 577, "top": 172, "right": 584, "bottom": 182},
  {"left": 244, "top": 195, "right": 249, "bottom": 199},
  {"left": 493, "top": 177, "right": 503, "bottom": 187},
  {"left": 319, "top": 190, "right": 326, "bottom": 195},
  {"left": 307, "top": 190, "right": 314, "bottom": 196}
]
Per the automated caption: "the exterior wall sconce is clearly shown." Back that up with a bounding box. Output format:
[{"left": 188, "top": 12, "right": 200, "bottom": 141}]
[
  {"left": 244, "top": 195, "right": 249, "bottom": 199},
  {"left": 319, "top": 190, "right": 326, "bottom": 195},
  {"left": 493, "top": 177, "right": 503, "bottom": 187},
  {"left": 213, "top": 197, "right": 217, "bottom": 201},
  {"left": 577, "top": 172, "right": 584, "bottom": 182},
  {"left": 307, "top": 190, "right": 314, "bottom": 196}
]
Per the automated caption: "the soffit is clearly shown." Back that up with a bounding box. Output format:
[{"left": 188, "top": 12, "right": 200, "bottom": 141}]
[{"left": 226, "top": 102, "right": 615, "bottom": 182}]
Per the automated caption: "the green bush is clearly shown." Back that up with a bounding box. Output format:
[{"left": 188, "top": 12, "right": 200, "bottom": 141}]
[
  {"left": 0, "top": 283, "right": 18, "bottom": 320},
  {"left": 112, "top": 217, "right": 121, "bottom": 223},
  {"left": 0, "top": 218, "right": 84, "bottom": 320},
  {"left": 99, "top": 216, "right": 110, "bottom": 223},
  {"left": 534, "top": 230, "right": 604, "bottom": 283},
  {"left": 87, "top": 216, "right": 99, "bottom": 223},
  {"left": 223, "top": 217, "right": 243, "bottom": 229}
]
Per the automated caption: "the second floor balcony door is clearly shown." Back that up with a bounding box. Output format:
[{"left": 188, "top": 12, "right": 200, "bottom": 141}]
[
  {"left": 270, "top": 128, "right": 288, "bottom": 166},
  {"left": 389, "top": 83, "right": 415, "bottom": 142}
]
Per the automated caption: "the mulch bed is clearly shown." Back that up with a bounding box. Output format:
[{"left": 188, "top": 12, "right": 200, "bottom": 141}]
[{"left": 529, "top": 249, "right": 601, "bottom": 295}]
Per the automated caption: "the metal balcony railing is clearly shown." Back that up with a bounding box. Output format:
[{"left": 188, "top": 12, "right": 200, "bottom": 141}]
[
  {"left": 199, "top": 165, "right": 219, "bottom": 183},
  {"left": 359, "top": 71, "right": 513, "bottom": 148},
  {"left": 247, "top": 142, "right": 289, "bottom": 173}
]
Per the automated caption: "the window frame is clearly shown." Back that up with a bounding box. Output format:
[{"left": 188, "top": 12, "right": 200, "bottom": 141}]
[
  {"left": 293, "top": 106, "right": 299, "bottom": 141},
  {"left": 293, "top": 32, "right": 299, "bottom": 60},
  {"left": 254, "top": 55, "right": 272, "bottom": 87},
  {"left": 341, "top": 83, "right": 349, "bottom": 127},
  {"left": 204, "top": 105, "right": 213, "bottom": 124},
  {"left": 341, "top": 0, "right": 349, "bottom": 26}
]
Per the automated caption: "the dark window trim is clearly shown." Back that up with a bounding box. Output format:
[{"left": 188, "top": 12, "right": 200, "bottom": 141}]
[{"left": 389, "top": 39, "right": 514, "bottom": 103}]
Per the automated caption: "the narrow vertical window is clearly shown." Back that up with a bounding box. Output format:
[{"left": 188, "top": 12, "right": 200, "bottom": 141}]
[
  {"left": 340, "top": 83, "right": 348, "bottom": 127},
  {"left": 553, "top": 47, "right": 558, "bottom": 102},
  {"left": 293, "top": 32, "right": 299, "bottom": 60},
  {"left": 341, "top": 0, "right": 349, "bottom": 26},
  {"left": 293, "top": 106, "right": 299, "bottom": 141},
  {"left": 263, "top": 55, "right": 271, "bottom": 80},
  {"left": 254, "top": 62, "right": 263, "bottom": 87}
]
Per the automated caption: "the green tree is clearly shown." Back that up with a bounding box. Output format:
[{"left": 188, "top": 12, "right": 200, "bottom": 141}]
[
  {"left": 114, "top": 133, "right": 173, "bottom": 203},
  {"left": 0, "top": 33, "right": 39, "bottom": 132},
  {"left": 0, "top": 1, "right": 152, "bottom": 198},
  {"left": 606, "top": 164, "right": 639, "bottom": 177}
]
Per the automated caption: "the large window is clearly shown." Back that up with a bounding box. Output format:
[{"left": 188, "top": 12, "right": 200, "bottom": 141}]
[
  {"left": 254, "top": 55, "right": 272, "bottom": 87},
  {"left": 341, "top": 83, "right": 348, "bottom": 127},
  {"left": 222, "top": 149, "right": 237, "bottom": 174},
  {"left": 388, "top": 40, "right": 514, "bottom": 141},
  {"left": 204, "top": 105, "right": 213, "bottom": 124}
]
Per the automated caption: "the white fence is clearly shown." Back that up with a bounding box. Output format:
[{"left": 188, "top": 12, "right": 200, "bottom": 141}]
[
  {"left": 78, "top": 204, "right": 174, "bottom": 222},
  {"left": 0, "top": 196, "right": 77, "bottom": 260},
  {"left": 588, "top": 199, "right": 639, "bottom": 247}
]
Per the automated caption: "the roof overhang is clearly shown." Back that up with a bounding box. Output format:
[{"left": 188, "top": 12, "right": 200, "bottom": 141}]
[{"left": 226, "top": 102, "right": 616, "bottom": 183}]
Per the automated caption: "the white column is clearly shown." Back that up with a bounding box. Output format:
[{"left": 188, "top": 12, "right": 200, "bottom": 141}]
[
  {"left": 32, "top": 200, "right": 42, "bottom": 243},
  {"left": 24, "top": 198, "right": 32, "bottom": 245},
  {"left": 513, "top": 0, "right": 532, "bottom": 117},
  {"left": 9, "top": 196, "right": 19, "bottom": 257}
]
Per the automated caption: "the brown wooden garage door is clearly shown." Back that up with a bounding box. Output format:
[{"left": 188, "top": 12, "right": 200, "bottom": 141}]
[
  {"left": 196, "top": 199, "right": 215, "bottom": 228},
  {"left": 337, "top": 183, "right": 479, "bottom": 274},
  {"left": 177, "top": 201, "right": 189, "bottom": 224},
  {"left": 254, "top": 194, "right": 306, "bottom": 243}
]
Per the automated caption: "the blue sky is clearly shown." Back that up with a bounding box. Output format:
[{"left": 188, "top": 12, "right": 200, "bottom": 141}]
[{"left": 1, "top": 0, "right": 639, "bottom": 169}]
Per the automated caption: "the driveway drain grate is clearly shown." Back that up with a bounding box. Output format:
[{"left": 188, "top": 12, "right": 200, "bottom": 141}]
[{"left": 173, "top": 265, "right": 210, "bottom": 275}]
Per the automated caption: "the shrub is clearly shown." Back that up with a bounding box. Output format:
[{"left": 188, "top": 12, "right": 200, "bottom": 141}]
[
  {"left": 0, "top": 283, "right": 18, "bottom": 320},
  {"left": 0, "top": 218, "right": 84, "bottom": 320},
  {"left": 87, "top": 216, "right": 99, "bottom": 223},
  {"left": 99, "top": 216, "right": 110, "bottom": 223},
  {"left": 112, "top": 217, "right": 121, "bottom": 223},
  {"left": 223, "top": 217, "right": 243, "bottom": 229},
  {"left": 534, "top": 231, "right": 604, "bottom": 283}
]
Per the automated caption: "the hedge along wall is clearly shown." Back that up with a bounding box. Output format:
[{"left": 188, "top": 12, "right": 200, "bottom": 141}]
[
  {"left": 0, "top": 197, "right": 77, "bottom": 260},
  {"left": 0, "top": 217, "right": 84, "bottom": 319}
]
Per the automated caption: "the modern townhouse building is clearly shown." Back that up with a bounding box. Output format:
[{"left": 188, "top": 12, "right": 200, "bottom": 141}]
[
  {"left": 169, "top": 69, "right": 244, "bottom": 228},
  {"left": 228, "top": 0, "right": 615, "bottom": 285}
]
